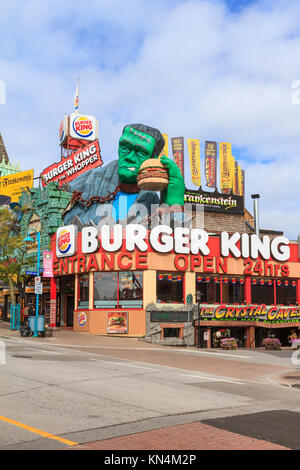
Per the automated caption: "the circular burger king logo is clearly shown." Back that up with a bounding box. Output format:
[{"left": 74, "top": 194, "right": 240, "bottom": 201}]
[
  {"left": 57, "top": 229, "right": 71, "bottom": 254},
  {"left": 72, "top": 115, "right": 93, "bottom": 138},
  {"left": 78, "top": 312, "right": 87, "bottom": 327}
]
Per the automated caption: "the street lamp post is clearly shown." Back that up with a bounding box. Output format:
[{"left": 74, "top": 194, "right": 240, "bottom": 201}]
[{"left": 23, "top": 229, "right": 41, "bottom": 338}]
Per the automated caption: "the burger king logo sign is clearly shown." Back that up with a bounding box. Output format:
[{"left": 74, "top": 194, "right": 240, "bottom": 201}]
[
  {"left": 69, "top": 113, "right": 98, "bottom": 141},
  {"left": 58, "top": 230, "right": 71, "bottom": 254},
  {"left": 56, "top": 225, "right": 77, "bottom": 258},
  {"left": 78, "top": 312, "right": 87, "bottom": 327}
]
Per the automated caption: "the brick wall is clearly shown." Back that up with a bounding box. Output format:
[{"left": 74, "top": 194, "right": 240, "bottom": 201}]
[{"left": 193, "top": 210, "right": 253, "bottom": 234}]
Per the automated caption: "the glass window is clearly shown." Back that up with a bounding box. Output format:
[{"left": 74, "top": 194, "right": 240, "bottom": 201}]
[
  {"left": 78, "top": 274, "right": 89, "bottom": 309},
  {"left": 251, "top": 279, "right": 274, "bottom": 305},
  {"left": 157, "top": 273, "right": 184, "bottom": 303},
  {"left": 119, "top": 272, "right": 143, "bottom": 308},
  {"left": 222, "top": 277, "right": 244, "bottom": 304},
  {"left": 163, "top": 328, "right": 180, "bottom": 338},
  {"left": 196, "top": 276, "right": 220, "bottom": 304},
  {"left": 276, "top": 280, "right": 296, "bottom": 305},
  {"left": 93, "top": 272, "right": 143, "bottom": 309},
  {"left": 94, "top": 272, "right": 118, "bottom": 308}
]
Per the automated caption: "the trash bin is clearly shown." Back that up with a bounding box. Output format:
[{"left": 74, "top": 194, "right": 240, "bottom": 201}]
[{"left": 28, "top": 316, "right": 45, "bottom": 333}]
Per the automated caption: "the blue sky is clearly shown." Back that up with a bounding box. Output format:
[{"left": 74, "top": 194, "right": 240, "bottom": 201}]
[{"left": 0, "top": 0, "right": 300, "bottom": 238}]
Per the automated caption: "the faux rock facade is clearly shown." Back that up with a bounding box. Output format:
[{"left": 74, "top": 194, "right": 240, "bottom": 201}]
[
  {"left": 142, "top": 302, "right": 198, "bottom": 347},
  {"left": 19, "top": 182, "right": 72, "bottom": 270}
]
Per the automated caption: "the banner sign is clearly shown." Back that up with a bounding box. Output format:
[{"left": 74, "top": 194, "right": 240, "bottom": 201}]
[
  {"left": 187, "top": 139, "right": 201, "bottom": 186},
  {"left": 161, "top": 133, "right": 169, "bottom": 158},
  {"left": 230, "top": 154, "right": 235, "bottom": 192},
  {"left": 199, "top": 304, "right": 300, "bottom": 324},
  {"left": 41, "top": 140, "right": 103, "bottom": 187},
  {"left": 0, "top": 170, "right": 34, "bottom": 203},
  {"left": 233, "top": 161, "right": 239, "bottom": 195},
  {"left": 241, "top": 169, "right": 245, "bottom": 196},
  {"left": 171, "top": 137, "right": 185, "bottom": 178},
  {"left": 43, "top": 251, "right": 54, "bottom": 278},
  {"left": 219, "top": 143, "right": 232, "bottom": 194},
  {"left": 238, "top": 165, "right": 242, "bottom": 196},
  {"left": 184, "top": 188, "right": 244, "bottom": 214},
  {"left": 107, "top": 311, "right": 128, "bottom": 334},
  {"left": 205, "top": 141, "right": 217, "bottom": 188}
]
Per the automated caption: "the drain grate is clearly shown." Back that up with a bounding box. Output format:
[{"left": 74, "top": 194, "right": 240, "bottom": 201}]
[{"left": 284, "top": 376, "right": 300, "bottom": 380}]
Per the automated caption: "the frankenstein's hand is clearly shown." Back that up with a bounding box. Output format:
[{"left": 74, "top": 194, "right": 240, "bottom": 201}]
[{"left": 160, "top": 155, "right": 185, "bottom": 206}]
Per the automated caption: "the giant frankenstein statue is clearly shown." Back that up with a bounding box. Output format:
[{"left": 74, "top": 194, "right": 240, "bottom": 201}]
[{"left": 63, "top": 124, "right": 185, "bottom": 227}]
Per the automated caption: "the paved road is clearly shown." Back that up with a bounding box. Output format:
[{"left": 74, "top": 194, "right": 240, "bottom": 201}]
[{"left": 0, "top": 326, "right": 299, "bottom": 450}]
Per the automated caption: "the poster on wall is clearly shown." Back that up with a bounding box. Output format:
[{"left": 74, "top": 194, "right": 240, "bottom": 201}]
[
  {"left": 205, "top": 141, "right": 217, "bottom": 188},
  {"left": 171, "top": 137, "right": 185, "bottom": 178},
  {"left": 107, "top": 311, "right": 128, "bottom": 334}
]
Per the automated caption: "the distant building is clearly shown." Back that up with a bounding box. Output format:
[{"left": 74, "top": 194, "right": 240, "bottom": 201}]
[{"left": 0, "top": 133, "right": 21, "bottom": 176}]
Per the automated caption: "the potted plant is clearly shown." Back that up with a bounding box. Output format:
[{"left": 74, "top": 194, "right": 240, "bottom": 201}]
[
  {"left": 221, "top": 338, "right": 238, "bottom": 350},
  {"left": 262, "top": 337, "right": 282, "bottom": 350}
]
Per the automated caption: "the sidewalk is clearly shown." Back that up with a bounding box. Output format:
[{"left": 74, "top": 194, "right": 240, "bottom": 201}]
[{"left": 70, "top": 421, "right": 290, "bottom": 450}]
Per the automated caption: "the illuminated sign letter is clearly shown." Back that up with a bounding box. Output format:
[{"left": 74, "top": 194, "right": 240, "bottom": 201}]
[
  {"left": 221, "top": 232, "right": 241, "bottom": 257},
  {"left": 271, "top": 236, "right": 290, "bottom": 262},
  {"left": 82, "top": 226, "right": 99, "bottom": 254}
]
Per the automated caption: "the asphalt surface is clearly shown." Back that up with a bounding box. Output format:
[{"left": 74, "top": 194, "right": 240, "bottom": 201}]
[
  {"left": 0, "top": 322, "right": 299, "bottom": 450},
  {"left": 203, "top": 410, "right": 300, "bottom": 450}
]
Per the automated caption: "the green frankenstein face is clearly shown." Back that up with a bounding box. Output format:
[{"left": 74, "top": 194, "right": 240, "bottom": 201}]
[{"left": 118, "top": 126, "right": 156, "bottom": 184}]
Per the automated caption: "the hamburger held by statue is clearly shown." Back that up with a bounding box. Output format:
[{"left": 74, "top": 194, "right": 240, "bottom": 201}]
[{"left": 137, "top": 157, "right": 169, "bottom": 191}]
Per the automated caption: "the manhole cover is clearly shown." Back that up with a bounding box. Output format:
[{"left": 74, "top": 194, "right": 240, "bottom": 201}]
[{"left": 284, "top": 376, "right": 300, "bottom": 380}]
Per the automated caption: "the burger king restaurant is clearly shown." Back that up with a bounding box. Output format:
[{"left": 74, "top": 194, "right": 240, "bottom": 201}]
[{"left": 51, "top": 224, "right": 300, "bottom": 348}]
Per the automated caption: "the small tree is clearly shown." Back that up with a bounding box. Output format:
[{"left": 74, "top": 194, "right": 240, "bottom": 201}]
[{"left": 0, "top": 206, "right": 34, "bottom": 307}]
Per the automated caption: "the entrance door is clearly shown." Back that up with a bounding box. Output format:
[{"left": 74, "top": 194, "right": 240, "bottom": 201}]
[{"left": 66, "top": 296, "right": 74, "bottom": 327}]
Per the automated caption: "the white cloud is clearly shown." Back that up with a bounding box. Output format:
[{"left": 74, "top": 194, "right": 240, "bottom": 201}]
[{"left": 0, "top": 0, "right": 300, "bottom": 238}]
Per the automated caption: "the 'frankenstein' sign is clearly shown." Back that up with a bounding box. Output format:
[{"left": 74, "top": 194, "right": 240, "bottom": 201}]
[
  {"left": 184, "top": 188, "right": 244, "bottom": 214},
  {"left": 199, "top": 304, "right": 300, "bottom": 324}
]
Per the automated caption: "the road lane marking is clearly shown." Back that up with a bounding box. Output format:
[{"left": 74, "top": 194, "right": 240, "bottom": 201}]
[
  {"left": 188, "top": 350, "right": 251, "bottom": 358},
  {"left": 179, "top": 373, "right": 245, "bottom": 385},
  {"left": 90, "top": 358, "right": 159, "bottom": 371},
  {"left": 25, "top": 348, "right": 62, "bottom": 355},
  {"left": 0, "top": 415, "right": 78, "bottom": 446}
]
